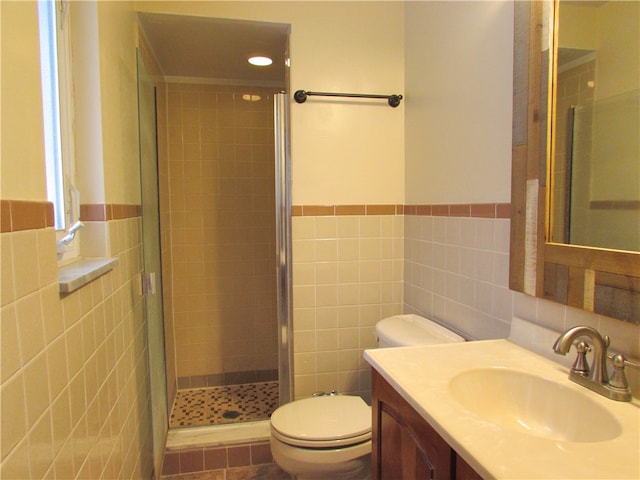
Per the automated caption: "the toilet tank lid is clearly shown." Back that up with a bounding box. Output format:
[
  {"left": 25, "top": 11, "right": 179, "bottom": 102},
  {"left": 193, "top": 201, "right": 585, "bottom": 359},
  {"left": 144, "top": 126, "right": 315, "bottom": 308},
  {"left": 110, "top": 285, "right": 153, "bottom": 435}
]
[
  {"left": 271, "top": 395, "right": 371, "bottom": 442},
  {"left": 376, "top": 314, "right": 465, "bottom": 346}
]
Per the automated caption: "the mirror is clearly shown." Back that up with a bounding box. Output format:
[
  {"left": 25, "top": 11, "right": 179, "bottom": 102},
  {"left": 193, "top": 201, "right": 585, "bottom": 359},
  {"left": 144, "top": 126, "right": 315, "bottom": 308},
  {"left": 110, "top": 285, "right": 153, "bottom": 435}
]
[
  {"left": 550, "top": 1, "right": 639, "bottom": 252},
  {"left": 510, "top": 0, "right": 640, "bottom": 324}
]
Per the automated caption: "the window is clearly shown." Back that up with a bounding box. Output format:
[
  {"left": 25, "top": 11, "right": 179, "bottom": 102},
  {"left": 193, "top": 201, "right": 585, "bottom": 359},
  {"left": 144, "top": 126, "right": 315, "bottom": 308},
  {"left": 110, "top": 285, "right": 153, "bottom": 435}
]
[
  {"left": 39, "top": 0, "right": 81, "bottom": 256},
  {"left": 38, "top": 0, "right": 83, "bottom": 260}
]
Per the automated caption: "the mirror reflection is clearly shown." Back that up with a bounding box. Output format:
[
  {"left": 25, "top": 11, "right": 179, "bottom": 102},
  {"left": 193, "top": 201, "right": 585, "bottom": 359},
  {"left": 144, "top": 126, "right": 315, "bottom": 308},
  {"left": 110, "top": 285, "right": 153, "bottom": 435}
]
[{"left": 550, "top": 0, "right": 639, "bottom": 252}]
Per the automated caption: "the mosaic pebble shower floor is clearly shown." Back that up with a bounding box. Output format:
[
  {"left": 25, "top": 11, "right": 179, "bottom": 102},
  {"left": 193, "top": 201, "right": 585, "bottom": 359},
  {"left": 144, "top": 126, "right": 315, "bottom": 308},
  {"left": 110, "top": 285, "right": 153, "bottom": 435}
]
[{"left": 170, "top": 381, "right": 279, "bottom": 428}]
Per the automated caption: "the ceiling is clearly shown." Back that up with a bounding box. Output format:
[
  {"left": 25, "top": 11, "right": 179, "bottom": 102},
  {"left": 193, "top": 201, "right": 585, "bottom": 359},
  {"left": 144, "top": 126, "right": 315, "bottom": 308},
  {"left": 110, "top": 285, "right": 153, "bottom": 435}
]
[{"left": 137, "top": 12, "right": 289, "bottom": 86}]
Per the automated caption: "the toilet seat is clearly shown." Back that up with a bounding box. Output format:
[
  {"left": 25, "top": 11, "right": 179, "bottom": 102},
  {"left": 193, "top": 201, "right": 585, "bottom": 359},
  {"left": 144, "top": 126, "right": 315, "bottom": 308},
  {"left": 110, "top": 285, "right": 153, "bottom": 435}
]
[
  {"left": 271, "top": 427, "right": 371, "bottom": 448},
  {"left": 270, "top": 395, "right": 372, "bottom": 448}
]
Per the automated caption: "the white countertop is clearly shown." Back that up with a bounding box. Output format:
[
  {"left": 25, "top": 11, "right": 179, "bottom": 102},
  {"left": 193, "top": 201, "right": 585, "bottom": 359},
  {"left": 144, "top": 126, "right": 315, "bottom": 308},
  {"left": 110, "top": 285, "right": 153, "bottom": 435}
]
[{"left": 364, "top": 340, "right": 640, "bottom": 479}]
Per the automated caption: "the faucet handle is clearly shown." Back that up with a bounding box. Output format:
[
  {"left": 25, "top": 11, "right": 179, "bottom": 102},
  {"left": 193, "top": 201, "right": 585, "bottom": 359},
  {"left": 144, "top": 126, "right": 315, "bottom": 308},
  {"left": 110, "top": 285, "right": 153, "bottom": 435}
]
[
  {"left": 607, "top": 353, "right": 640, "bottom": 369},
  {"left": 608, "top": 354, "right": 630, "bottom": 391},
  {"left": 571, "top": 341, "right": 591, "bottom": 376},
  {"left": 607, "top": 354, "right": 640, "bottom": 395}
]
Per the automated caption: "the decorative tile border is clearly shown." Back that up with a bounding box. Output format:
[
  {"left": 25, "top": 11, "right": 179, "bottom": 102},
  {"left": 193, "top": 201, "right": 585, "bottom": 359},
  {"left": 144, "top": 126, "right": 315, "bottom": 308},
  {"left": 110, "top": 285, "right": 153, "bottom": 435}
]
[
  {"left": 0, "top": 200, "right": 142, "bottom": 233},
  {"left": 80, "top": 203, "right": 142, "bottom": 221},
  {"left": 405, "top": 203, "right": 511, "bottom": 218},
  {"left": 293, "top": 203, "right": 510, "bottom": 218},
  {"left": 292, "top": 204, "right": 403, "bottom": 216},
  {"left": 178, "top": 369, "right": 278, "bottom": 389},
  {"left": 2, "top": 200, "right": 509, "bottom": 232},
  {"left": 0, "top": 200, "right": 54, "bottom": 233}
]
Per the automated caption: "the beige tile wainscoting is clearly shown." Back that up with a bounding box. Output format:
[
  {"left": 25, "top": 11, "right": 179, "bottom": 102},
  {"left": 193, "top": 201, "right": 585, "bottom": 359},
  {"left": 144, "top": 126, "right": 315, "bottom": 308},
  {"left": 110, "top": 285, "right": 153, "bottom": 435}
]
[
  {"left": 291, "top": 202, "right": 511, "bottom": 401},
  {"left": 1, "top": 199, "right": 153, "bottom": 479}
]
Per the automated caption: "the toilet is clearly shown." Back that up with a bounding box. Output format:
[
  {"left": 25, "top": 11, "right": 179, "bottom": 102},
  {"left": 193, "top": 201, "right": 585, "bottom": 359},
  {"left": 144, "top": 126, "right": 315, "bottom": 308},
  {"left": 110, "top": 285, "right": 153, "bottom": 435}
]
[
  {"left": 269, "top": 314, "right": 464, "bottom": 479},
  {"left": 270, "top": 395, "right": 372, "bottom": 479},
  {"left": 375, "top": 313, "right": 465, "bottom": 347}
]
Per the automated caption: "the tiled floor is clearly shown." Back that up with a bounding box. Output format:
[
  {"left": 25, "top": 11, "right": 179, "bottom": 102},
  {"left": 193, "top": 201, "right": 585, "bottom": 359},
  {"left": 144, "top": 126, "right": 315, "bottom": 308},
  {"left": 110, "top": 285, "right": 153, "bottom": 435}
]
[
  {"left": 162, "top": 463, "right": 292, "bottom": 480},
  {"left": 170, "top": 382, "right": 279, "bottom": 428}
]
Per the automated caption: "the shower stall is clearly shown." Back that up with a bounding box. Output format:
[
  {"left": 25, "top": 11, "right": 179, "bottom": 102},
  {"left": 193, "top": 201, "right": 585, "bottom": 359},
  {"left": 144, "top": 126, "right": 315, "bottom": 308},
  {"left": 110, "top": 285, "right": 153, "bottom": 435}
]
[
  {"left": 165, "top": 84, "right": 286, "bottom": 428},
  {"left": 137, "top": 12, "right": 292, "bottom": 434}
]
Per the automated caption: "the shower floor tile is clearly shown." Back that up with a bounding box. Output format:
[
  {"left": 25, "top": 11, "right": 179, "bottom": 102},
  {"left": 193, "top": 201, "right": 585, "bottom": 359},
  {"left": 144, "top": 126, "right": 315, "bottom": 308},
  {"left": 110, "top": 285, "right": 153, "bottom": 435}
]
[{"left": 170, "top": 381, "right": 279, "bottom": 428}]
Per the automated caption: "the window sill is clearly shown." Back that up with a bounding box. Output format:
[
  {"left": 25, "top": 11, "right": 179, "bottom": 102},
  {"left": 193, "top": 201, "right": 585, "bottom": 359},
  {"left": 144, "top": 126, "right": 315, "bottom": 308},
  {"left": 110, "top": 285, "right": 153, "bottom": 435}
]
[{"left": 58, "top": 257, "right": 118, "bottom": 294}]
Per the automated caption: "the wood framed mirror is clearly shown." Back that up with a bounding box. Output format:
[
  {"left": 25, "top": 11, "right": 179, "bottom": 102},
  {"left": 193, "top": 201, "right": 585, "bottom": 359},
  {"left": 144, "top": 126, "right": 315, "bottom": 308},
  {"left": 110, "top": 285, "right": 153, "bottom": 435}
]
[{"left": 509, "top": 0, "right": 640, "bottom": 324}]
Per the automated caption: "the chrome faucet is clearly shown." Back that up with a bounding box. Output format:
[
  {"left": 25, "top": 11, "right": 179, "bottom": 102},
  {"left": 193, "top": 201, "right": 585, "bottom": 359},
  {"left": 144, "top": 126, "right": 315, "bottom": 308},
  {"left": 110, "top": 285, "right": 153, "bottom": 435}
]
[{"left": 553, "top": 325, "right": 632, "bottom": 402}]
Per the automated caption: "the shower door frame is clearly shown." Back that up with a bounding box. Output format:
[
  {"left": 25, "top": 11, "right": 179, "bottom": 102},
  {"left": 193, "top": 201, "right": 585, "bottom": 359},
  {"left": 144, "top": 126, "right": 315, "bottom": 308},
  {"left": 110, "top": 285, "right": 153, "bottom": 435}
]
[{"left": 275, "top": 91, "right": 294, "bottom": 406}]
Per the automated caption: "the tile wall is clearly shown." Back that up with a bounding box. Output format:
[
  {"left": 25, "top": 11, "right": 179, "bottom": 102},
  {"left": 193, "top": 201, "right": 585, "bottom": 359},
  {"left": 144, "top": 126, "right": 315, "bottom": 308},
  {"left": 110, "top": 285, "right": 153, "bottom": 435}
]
[
  {"left": 293, "top": 202, "right": 640, "bottom": 401},
  {"left": 404, "top": 204, "right": 513, "bottom": 339},
  {"left": 161, "top": 440, "right": 283, "bottom": 477},
  {"left": 292, "top": 206, "right": 404, "bottom": 401},
  {"left": 0, "top": 201, "right": 153, "bottom": 479},
  {"left": 402, "top": 203, "right": 640, "bottom": 396},
  {"left": 163, "top": 83, "right": 279, "bottom": 386}
]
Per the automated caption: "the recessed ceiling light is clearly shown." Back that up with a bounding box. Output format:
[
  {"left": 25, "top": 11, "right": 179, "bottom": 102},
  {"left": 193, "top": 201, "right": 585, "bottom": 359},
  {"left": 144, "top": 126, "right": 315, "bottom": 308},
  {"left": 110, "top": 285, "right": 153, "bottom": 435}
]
[{"left": 248, "top": 56, "right": 273, "bottom": 67}]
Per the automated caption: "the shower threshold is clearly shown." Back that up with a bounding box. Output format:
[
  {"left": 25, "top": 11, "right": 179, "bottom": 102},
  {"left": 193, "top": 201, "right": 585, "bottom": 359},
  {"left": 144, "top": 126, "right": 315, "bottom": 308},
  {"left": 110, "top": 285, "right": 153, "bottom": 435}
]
[{"left": 166, "top": 419, "right": 271, "bottom": 450}]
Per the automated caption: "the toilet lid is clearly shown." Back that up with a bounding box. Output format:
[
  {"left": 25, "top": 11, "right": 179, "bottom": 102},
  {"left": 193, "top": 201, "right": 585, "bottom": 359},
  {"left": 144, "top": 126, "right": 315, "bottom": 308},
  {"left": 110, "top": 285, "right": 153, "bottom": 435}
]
[
  {"left": 271, "top": 395, "right": 371, "bottom": 448},
  {"left": 376, "top": 314, "right": 465, "bottom": 346}
]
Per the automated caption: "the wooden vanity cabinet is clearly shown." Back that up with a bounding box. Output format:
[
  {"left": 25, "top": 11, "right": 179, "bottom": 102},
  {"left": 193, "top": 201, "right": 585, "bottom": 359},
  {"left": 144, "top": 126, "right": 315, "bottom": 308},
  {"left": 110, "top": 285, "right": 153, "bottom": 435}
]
[{"left": 371, "top": 370, "right": 484, "bottom": 480}]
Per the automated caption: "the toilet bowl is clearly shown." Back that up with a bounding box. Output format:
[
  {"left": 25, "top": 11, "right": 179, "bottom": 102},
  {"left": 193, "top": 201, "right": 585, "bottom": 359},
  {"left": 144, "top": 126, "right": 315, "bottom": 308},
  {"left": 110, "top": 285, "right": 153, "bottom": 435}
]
[
  {"left": 270, "top": 395, "right": 371, "bottom": 479},
  {"left": 270, "top": 314, "right": 464, "bottom": 479}
]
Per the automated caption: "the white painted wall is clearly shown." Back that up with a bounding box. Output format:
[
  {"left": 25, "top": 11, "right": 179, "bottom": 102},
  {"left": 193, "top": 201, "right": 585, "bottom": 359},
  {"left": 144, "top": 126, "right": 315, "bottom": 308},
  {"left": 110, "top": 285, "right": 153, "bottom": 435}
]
[
  {"left": 137, "top": 1, "right": 406, "bottom": 205},
  {"left": 1, "top": 1, "right": 47, "bottom": 201},
  {"left": 404, "top": 1, "right": 514, "bottom": 204}
]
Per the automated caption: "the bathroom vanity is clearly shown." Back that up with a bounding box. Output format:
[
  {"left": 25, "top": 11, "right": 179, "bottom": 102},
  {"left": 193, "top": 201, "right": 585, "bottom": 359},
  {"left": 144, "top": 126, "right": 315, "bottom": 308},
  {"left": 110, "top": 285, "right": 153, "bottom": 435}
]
[
  {"left": 365, "top": 339, "right": 640, "bottom": 479},
  {"left": 372, "top": 370, "right": 481, "bottom": 479}
]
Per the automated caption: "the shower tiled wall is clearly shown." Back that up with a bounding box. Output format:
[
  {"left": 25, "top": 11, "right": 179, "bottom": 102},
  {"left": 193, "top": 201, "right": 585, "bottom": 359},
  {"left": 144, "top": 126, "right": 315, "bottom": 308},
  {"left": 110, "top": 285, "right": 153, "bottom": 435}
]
[
  {"left": 292, "top": 206, "right": 404, "bottom": 401},
  {"left": 163, "top": 83, "right": 278, "bottom": 386},
  {"left": 0, "top": 202, "right": 153, "bottom": 479}
]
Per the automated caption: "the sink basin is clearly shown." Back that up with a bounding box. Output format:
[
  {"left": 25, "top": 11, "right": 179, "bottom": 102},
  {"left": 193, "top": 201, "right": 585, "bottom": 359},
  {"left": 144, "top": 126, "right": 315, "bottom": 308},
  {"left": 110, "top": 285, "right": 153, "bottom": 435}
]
[{"left": 449, "top": 367, "right": 622, "bottom": 442}]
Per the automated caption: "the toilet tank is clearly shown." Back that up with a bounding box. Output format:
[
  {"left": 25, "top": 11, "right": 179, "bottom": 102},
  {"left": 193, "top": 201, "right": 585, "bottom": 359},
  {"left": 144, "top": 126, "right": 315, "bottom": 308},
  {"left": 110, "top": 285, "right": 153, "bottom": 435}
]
[{"left": 375, "top": 314, "right": 464, "bottom": 348}]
